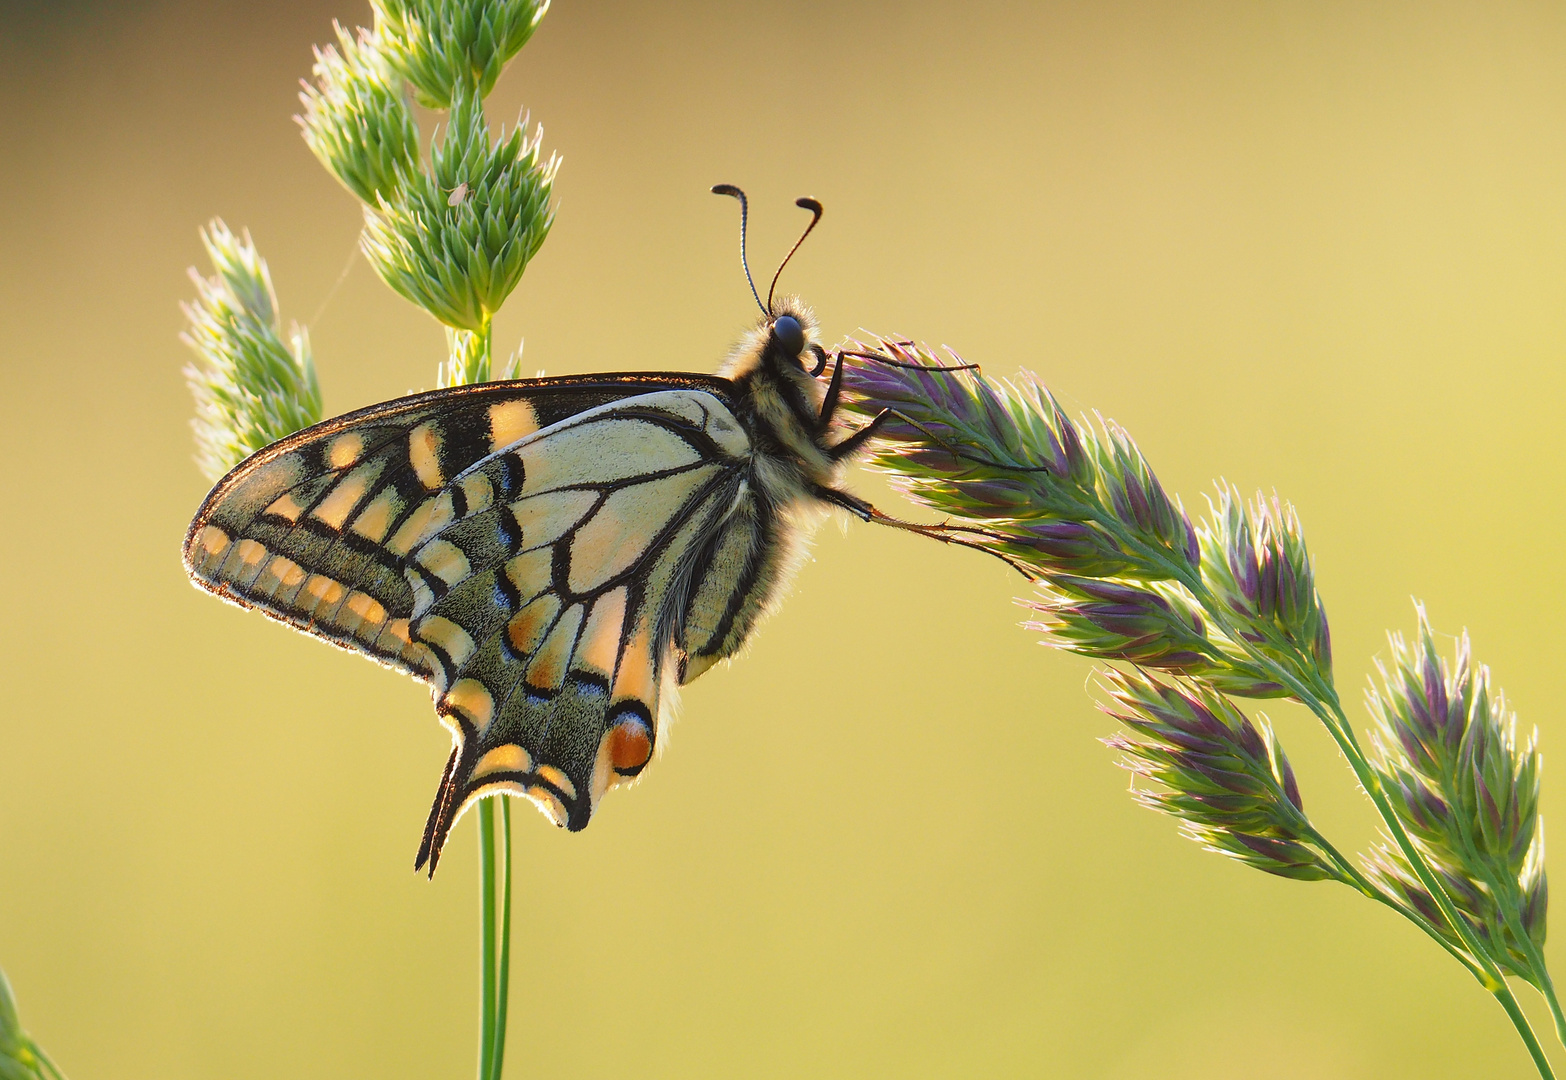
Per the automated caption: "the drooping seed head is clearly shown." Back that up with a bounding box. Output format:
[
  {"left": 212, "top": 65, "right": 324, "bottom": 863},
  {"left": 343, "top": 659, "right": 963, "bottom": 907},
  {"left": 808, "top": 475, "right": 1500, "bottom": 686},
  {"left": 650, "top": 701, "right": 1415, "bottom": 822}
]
[
  {"left": 1362, "top": 604, "right": 1547, "bottom": 980},
  {"left": 1099, "top": 668, "right": 1343, "bottom": 883}
]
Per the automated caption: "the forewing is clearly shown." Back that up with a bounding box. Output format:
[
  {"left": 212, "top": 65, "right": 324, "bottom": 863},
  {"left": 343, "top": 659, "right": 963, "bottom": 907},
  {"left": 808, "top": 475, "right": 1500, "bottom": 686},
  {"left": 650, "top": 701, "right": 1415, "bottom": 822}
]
[{"left": 182, "top": 376, "right": 755, "bottom": 872}]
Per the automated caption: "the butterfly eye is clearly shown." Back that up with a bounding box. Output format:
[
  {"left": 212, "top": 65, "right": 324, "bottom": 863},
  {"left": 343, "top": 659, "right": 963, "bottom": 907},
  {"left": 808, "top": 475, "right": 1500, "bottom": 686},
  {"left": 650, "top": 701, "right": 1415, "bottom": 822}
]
[{"left": 772, "top": 315, "right": 805, "bottom": 357}]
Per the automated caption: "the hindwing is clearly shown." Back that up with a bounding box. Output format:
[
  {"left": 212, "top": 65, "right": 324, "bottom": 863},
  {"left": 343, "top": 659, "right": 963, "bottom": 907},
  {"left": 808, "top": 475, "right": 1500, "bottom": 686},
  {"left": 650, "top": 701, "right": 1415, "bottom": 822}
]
[{"left": 183, "top": 374, "right": 763, "bottom": 871}]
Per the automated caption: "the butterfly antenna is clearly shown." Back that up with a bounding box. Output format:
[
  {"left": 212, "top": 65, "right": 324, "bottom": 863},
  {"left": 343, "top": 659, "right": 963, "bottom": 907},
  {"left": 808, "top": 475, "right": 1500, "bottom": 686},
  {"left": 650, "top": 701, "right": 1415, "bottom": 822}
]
[
  {"left": 767, "top": 197, "right": 823, "bottom": 314},
  {"left": 711, "top": 184, "right": 765, "bottom": 316}
]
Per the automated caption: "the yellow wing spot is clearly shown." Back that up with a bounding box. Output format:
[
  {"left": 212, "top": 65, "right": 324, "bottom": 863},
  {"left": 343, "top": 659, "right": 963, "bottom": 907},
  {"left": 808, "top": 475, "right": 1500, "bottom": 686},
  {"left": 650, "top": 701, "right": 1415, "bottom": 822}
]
[
  {"left": 611, "top": 623, "right": 656, "bottom": 708},
  {"left": 236, "top": 539, "right": 269, "bottom": 566},
  {"left": 442, "top": 678, "right": 495, "bottom": 730},
  {"left": 524, "top": 603, "right": 583, "bottom": 692},
  {"left": 302, "top": 574, "right": 345, "bottom": 608},
  {"left": 523, "top": 785, "right": 568, "bottom": 826},
  {"left": 502, "top": 547, "right": 554, "bottom": 607},
  {"left": 458, "top": 472, "right": 495, "bottom": 516},
  {"left": 388, "top": 493, "right": 454, "bottom": 557},
  {"left": 416, "top": 539, "right": 471, "bottom": 587},
  {"left": 574, "top": 587, "right": 627, "bottom": 679},
  {"left": 506, "top": 592, "right": 560, "bottom": 657},
  {"left": 257, "top": 555, "right": 306, "bottom": 597},
  {"left": 416, "top": 615, "right": 476, "bottom": 668},
  {"left": 410, "top": 422, "right": 444, "bottom": 490},
  {"left": 327, "top": 432, "right": 364, "bottom": 469},
  {"left": 472, "top": 743, "right": 532, "bottom": 781},
  {"left": 488, "top": 399, "right": 539, "bottom": 452},
  {"left": 310, "top": 465, "right": 377, "bottom": 531},
  {"left": 263, "top": 492, "right": 306, "bottom": 523},
  {"left": 198, "top": 524, "right": 230, "bottom": 554},
  {"left": 346, "top": 591, "right": 387, "bottom": 626},
  {"left": 193, "top": 525, "right": 230, "bottom": 568},
  {"left": 351, "top": 488, "right": 401, "bottom": 544},
  {"left": 535, "top": 765, "right": 577, "bottom": 800}
]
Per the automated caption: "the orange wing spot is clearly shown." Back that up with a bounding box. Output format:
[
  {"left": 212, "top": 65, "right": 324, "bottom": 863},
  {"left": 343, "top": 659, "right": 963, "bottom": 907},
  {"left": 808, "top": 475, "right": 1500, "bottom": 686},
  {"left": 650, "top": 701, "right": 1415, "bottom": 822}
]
[
  {"left": 608, "top": 719, "right": 653, "bottom": 773},
  {"left": 263, "top": 492, "right": 306, "bottom": 523},
  {"left": 388, "top": 493, "right": 454, "bottom": 557},
  {"left": 523, "top": 785, "right": 567, "bottom": 826},
  {"left": 535, "top": 765, "right": 577, "bottom": 800},
  {"left": 574, "top": 588, "right": 628, "bottom": 679},
  {"left": 311, "top": 466, "right": 375, "bottom": 531},
  {"left": 351, "top": 489, "right": 400, "bottom": 543},
  {"left": 416, "top": 614, "right": 476, "bottom": 668},
  {"left": 327, "top": 432, "right": 364, "bottom": 469},
  {"left": 195, "top": 524, "right": 231, "bottom": 559},
  {"left": 380, "top": 618, "right": 412, "bottom": 647},
  {"left": 488, "top": 399, "right": 539, "bottom": 452},
  {"left": 472, "top": 743, "right": 532, "bottom": 781},
  {"left": 235, "top": 539, "right": 269, "bottom": 566},
  {"left": 416, "top": 539, "right": 471, "bottom": 587},
  {"left": 442, "top": 678, "right": 495, "bottom": 730},
  {"left": 506, "top": 593, "right": 560, "bottom": 657},
  {"left": 410, "top": 422, "right": 444, "bottom": 490},
  {"left": 611, "top": 622, "right": 655, "bottom": 707},
  {"left": 524, "top": 603, "right": 583, "bottom": 691}
]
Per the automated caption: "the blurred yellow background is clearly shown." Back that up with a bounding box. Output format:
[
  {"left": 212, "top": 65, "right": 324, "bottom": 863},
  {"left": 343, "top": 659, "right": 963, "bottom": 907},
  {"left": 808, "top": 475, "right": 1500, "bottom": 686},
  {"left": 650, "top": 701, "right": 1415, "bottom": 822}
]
[{"left": 3, "top": 1, "right": 1565, "bottom": 1076}]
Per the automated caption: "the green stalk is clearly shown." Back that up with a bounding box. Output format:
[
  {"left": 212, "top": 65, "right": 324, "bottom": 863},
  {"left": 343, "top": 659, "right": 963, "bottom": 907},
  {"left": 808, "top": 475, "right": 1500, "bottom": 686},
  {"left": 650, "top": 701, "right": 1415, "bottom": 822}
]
[
  {"left": 1302, "top": 822, "right": 1487, "bottom": 982},
  {"left": 491, "top": 798, "right": 513, "bottom": 1080},
  {"left": 478, "top": 797, "right": 498, "bottom": 1080}
]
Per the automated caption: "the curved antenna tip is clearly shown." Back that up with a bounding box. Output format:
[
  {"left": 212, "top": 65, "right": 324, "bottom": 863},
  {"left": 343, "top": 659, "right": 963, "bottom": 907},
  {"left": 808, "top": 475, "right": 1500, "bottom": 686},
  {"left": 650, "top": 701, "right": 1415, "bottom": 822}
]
[
  {"left": 766, "top": 197, "right": 825, "bottom": 313},
  {"left": 712, "top": 184, "right": 764, "bottom": 315}
]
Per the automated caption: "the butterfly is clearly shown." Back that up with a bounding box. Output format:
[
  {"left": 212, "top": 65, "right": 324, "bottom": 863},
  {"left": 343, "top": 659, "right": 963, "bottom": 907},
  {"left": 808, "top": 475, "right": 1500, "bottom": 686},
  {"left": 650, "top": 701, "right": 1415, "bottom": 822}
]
[{"left": 183, "top": 187, "right": 972, "bottom": 874}]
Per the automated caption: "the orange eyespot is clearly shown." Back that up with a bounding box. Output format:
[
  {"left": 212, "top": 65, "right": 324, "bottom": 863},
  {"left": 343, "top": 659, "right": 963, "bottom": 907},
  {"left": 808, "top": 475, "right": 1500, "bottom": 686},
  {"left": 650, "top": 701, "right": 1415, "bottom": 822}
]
[{"left": 608, "top": 718, "right": 653, "bottom": 773}]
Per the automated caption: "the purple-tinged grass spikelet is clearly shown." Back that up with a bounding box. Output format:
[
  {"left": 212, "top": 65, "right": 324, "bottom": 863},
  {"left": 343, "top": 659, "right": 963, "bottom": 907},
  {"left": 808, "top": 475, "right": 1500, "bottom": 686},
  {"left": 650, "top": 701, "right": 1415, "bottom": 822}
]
[
  {"left": 1100, "top": 669, "right": 1344, "bottom": 883},
  {"left": 840, "top": 338, "right": 1197, "bottom": 582},
  {"left": 1361, "top": 604, "right": 1547, "bottom": 982},
  {"left": 1193, "top": 484, "right": 1332, "bottom": 699},
  {"left": 1025, "top": 578, "right": 1214, "bottom": 674}
]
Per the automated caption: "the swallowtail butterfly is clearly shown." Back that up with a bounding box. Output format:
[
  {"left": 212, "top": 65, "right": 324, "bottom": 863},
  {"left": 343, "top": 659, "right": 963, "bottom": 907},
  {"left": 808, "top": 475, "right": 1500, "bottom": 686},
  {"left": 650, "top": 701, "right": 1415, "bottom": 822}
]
[{"left": 183, "top": 189, "right": 959, "bottom": 873}]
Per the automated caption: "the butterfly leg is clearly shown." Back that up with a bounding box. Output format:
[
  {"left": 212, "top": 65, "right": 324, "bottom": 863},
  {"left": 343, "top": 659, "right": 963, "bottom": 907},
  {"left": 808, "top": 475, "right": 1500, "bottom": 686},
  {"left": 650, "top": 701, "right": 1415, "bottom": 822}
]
[
  {"left": 816, "top": 349, "right": 846, "bottom": 427},
  {"left": 826, "top": 407, "right": 891, "bottom": 462},
  {"left": 811, "top": 483, "right": 875, "bottom": 521}
]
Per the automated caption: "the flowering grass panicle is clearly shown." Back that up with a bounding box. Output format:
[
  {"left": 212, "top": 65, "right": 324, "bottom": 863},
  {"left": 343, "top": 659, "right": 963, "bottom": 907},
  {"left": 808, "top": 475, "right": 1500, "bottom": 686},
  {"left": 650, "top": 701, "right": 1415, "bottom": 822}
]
[
  {"left": 360, "top": 83, "right": 557, "bottom": 336},
  {"left": 370, "top": 0, "right": 548, "bottom": 109},
  {"left": 1100, "top": 669, "right": 1343, "bottom": 882},
  {"left": 297, "top": 22, "right": 419, "bottom": 205},
  {"left": 1362, "top": 607, "right": 1547, "bottom": 982},
  {"left": 182, "top": 220, "right": 321, "bottom": 482},
  {"left": 840, "top": 334, "right": 1564, "bottom": 1077},
  {"left": 1193, "top": 484, "right": 1333, "bottom": 699}
]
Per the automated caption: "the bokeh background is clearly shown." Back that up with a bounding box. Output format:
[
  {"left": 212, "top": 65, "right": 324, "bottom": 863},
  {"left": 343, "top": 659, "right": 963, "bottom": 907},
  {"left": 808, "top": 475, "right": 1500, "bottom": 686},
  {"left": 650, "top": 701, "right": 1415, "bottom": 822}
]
[{"left": 3, "top": 1, "right": 1565, "bottom": 1076}]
